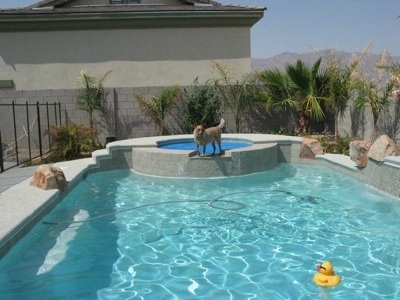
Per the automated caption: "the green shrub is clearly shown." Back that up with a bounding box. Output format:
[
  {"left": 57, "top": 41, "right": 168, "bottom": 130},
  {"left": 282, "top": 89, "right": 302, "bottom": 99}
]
[
  {"left": 318, "top": 136, "right": 350, "bottom": 155},
  {"left": 45, "top": 124, "right": 99, "bottom": 161},
  {"left": 271, "top": 126, "right": 294, "bottom": 136},
  {"left": 181, "top": 83, "right": 221, "bottom": 133}
]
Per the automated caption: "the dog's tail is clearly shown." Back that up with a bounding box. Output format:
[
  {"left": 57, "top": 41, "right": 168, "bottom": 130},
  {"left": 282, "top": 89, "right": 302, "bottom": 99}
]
[{"left": 218, "top": 119, "right": 225, "bottom": 129}]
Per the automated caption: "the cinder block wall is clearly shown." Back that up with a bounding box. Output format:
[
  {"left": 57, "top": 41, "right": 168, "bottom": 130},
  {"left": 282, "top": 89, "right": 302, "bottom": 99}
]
[
  {"left": 1, "top": 86, "right": 262, "bottom": 145},
  {"left": 1, "top": 86, "right": 391, "bottom": 147}
]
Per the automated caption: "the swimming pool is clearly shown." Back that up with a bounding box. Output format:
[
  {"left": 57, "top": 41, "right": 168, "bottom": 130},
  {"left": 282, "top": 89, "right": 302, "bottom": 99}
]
[{"left": 0, "top": 163, "right": 399, "bottom": 299}]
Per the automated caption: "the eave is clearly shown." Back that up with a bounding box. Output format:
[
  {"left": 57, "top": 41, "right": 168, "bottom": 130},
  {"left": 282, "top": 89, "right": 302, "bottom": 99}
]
[{"left": 0, "top": 7, "right": 265, "bottom": 32}]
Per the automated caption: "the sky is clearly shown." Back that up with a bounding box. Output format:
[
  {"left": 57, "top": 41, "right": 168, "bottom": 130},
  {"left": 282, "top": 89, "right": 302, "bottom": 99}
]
[{"left": 1, "top": 0, "right": 399, "bottom": 58}]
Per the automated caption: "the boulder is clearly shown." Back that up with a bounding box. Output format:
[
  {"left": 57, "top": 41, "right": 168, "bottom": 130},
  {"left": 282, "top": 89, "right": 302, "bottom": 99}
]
[
  {"left": 299, "top": 138, "right": 323, "bottom": 159},
  {"left": 368, "top": 135, "right": 399, "bottom": 162},
  {"left": 349, "top": 140, "right": 371, "bottom": 167},
  {"left": 30, "top": 165, "right": 67, "bottom": 191}
]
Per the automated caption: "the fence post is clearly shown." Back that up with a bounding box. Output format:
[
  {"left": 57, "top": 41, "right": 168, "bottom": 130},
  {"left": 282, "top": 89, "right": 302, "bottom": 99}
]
[
  {"left": 46, "top": 102, "right": 51, "bottom": 150},
  {"left": 0, "top": 130, "right": 4, "bottom": 173},
  {"left": 58, "top": 102, "right": 62, "bottom": 126},
  {"left": 26, "top": 101, "right": 32, "bottom": 161},
  {"left": 36, "top": 102, "right": 43, "bottom": 157},
  {"left": 54, "top": 102, "right": 58, "bottom": 126},
  {"left": 12, "top": 101, "right": 19, "bottom": 166}
]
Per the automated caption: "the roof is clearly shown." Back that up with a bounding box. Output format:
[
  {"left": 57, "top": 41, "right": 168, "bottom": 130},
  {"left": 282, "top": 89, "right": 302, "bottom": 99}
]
[{"left": 0, "top": 0, "right": 266, "bottom": 31}]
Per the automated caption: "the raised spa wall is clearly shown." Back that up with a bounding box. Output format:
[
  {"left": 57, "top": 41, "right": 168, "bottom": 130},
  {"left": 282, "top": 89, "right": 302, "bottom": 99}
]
[{"left": 89, "top": 134, "right": 303, "bottom": 178}]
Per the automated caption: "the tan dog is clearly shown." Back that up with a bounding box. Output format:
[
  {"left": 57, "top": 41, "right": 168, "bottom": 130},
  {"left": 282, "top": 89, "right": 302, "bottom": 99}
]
[{"left": 193, "top": 119, "right": 225, "bottom": 156}]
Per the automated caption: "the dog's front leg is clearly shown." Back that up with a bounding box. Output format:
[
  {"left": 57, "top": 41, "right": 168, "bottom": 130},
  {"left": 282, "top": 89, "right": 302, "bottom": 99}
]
[
  {"left": 196, "top": 143, "right": 200, "bottom": 156},
  {"left": 202, "top": 145, "right": 206, "bottom": 156}
]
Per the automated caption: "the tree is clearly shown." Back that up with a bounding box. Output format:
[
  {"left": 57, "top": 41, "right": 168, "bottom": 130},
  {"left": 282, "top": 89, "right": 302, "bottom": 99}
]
[
  {"left": 212, "top": 61, "right": 263, "bottom": 133},
  {"left": 75, "top": 70, "right": 112, "bottom": 131},
  {"left": 135, "top": 85, "right": 180, "bottom": 135}
]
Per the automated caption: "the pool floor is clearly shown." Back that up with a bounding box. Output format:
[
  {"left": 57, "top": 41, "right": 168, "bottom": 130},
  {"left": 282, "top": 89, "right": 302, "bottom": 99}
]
[{"left": 0, "top": 164, "right": 399, "bottom": 299}]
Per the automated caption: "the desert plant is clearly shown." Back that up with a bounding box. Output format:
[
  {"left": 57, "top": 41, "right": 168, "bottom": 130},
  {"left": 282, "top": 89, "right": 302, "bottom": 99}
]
[
  {"left": 376, "top": 55, "right": 400, "bottom": 140},
  {"left": 349, "top": 103, "right": 366, "bottom": 139},
  {"left": 135, "top": 85, "right": 181, "bottom": 135},
  {"left": 356, "top": 79, "right": 393, "bottom": 141},
  {"left": 213, "top": 61, "right": 263, "bottom": 133},
  {"left": 354, "top": 52, "right": 395, "bottom": 141},
  {"left": 181, "top": 82, "right": 221, "bottom": 133},
  {"left": 324, "top": 49, "right": 368, "bottom": 142},
  {"left": 45, "top": 124, "right": 98, "bottom": 161},
  {"left": 75, "top": 70, "right": 112, "bottom": 132}
]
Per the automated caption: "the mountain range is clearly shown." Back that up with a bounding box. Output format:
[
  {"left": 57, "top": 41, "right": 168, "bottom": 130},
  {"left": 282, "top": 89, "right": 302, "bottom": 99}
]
[{"left": 251, "top": 50, "right": 400, "bottom": 79}]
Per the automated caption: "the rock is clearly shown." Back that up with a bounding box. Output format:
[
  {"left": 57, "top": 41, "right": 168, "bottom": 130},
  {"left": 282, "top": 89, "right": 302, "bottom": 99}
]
[
  {"left": 349, "top": 140, "right": 371, "bottom": 167},
  {"left": 30, "top": 165, "right": 67, "bottom": 191},
  {"left": 368, "top": 135, "right": 399, "bottom": 162},
  {"left": 299, "top": 138, "right": 323, "bottom": 159}
]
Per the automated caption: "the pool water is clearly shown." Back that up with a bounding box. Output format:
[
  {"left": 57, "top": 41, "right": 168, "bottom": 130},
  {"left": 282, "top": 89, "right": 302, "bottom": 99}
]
[
  {"left": 1, "top": 164, "right": 400, "bottom": 299},
  {"left": 158, "top": 138, "right": 252, "bottom": 154}
]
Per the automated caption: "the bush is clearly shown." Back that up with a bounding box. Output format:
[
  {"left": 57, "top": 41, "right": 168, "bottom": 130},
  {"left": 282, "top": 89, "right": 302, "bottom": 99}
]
[
  {"left": 318, "top": 136, "right": 350, "bottom": 155},
  {"left": 45, "top": 124, "right": 100, "bottom": 161},
  {"left": 271, "top": 126, "right": 294, "bottom": 136},
  {"left": 181, "top": 84, "right": 221, "bottom": 133}
]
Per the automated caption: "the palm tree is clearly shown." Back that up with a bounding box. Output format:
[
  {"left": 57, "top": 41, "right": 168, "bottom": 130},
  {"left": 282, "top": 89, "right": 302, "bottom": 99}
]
[
  {"left": 135, "top": 85, "right": 180, "bottom": 135},
  {"left": 259, "top": 67, "right": 294, "bottom": 129},
  {"left": 213, "top": 61, "right": 263, "bottom": 133},
  {"left": 288, "top": 58, "right": 328, "bottom": 123},
  {"left": 260, "top": 58, "right": 328, "bottom": 134},
  {"left": 75, "top": 70, "right": 112, "bottom": 131}
]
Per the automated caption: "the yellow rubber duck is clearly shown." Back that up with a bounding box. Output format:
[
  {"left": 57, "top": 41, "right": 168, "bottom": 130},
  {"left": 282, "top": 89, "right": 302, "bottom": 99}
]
[{"left": 313, "top": 261, "right": 341, "bottom": 287}]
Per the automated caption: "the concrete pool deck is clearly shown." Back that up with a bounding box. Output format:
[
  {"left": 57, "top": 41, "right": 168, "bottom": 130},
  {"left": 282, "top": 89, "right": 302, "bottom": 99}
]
[{"left": 1, "top": 134, "right": 400, "bottom": 258}]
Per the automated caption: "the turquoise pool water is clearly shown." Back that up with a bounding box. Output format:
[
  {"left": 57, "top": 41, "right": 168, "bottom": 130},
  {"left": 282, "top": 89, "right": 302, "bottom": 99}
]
[
  {"left": 0, "top": 164, "right": 400, "bottom": 299},
  {"left": 158, "top": 138, "right": 252, "bottom": 154}
]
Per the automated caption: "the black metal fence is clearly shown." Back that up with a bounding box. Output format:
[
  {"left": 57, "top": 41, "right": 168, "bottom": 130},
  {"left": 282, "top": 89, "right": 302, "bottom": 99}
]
[{"left": 0, "top": 102, "right": 62, "bottom": 172}]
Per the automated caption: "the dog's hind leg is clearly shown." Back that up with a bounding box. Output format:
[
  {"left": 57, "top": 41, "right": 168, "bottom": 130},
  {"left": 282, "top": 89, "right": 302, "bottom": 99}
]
[
  {"left": 217, "top": 142, "right": 222, "bottom": 155},
  {"left": 211, "top": 142, "right": 216, "bottom": 155}
]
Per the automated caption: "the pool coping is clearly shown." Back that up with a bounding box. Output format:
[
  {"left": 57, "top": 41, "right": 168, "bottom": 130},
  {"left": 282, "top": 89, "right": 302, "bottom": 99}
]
[{"left": 1, "top": 134, "right": 399, "bottom": 258}]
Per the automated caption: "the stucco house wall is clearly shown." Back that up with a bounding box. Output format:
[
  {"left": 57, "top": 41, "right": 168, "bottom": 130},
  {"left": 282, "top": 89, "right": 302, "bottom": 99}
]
[
  {"left": 1, "top": 27, "right": 251, "bottom": 90},
  {"left": 0, "top": 0, "right": 264, "bottom": 91}
]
